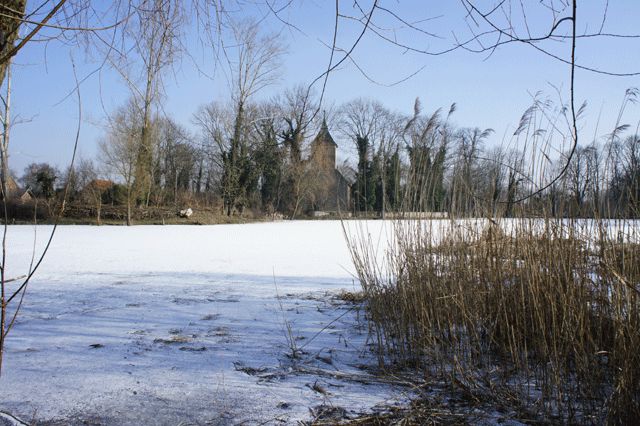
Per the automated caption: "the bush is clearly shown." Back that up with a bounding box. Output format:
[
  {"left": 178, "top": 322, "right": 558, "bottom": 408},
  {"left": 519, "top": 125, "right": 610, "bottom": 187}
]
[
  {"left": 102, "top": 184, "right": 128, "bottom": 205},
  {"left": 2, "top": 198, "right": 52, "bottom": 222}
]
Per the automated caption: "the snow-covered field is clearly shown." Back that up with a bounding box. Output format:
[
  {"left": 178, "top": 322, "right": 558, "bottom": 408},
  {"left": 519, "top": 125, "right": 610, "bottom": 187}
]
[{"left": 0, "top": 221, "right": 408, "bottom": 425}]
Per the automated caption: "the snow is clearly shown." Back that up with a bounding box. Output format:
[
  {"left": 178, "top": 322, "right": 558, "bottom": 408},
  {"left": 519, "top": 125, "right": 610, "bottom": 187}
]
[
  {"left": 2, "top": 218, "right": 637, "bottom": 424},
  {"left": 0, "top": 221, "right": 410, "bottom": 424}
]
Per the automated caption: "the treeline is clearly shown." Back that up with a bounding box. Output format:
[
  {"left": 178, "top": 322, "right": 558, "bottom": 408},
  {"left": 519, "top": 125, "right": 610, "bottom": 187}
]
[
  {"left": 4, "top": 4, "right": 636, "bottom": 224},
  {"left": 8, "top": 91, "right": 640, "bottom": 223}
]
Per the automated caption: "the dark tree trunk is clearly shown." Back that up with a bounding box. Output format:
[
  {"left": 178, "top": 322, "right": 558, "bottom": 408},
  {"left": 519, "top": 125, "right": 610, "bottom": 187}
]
[{"left": 0, "top": 1, "right": 26, "bottom": 87}]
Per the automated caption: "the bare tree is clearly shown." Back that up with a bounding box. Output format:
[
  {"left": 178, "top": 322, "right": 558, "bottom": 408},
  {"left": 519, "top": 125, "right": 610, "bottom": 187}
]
[
  {"left": 479, "top": 147, "right": 507, "bottom": 216},
  {"left": 218, "top": 19, "right": 285, "bottom": 215},
  {"left": 108, "top": 0, "right": 184, "bottom": 207},
  {"left": 338, "top": 98, "right": 386, "bottom": 213},
  {"left": 74, "top": 158, "right": 107, "bottom": 224},
  {"left": 273, "top": 86, "right": 318, "bottom": 216},
  {"left": 402, "top": 100, "right": 456, "bottom": 214},
  {"left": 100, "top": 101, "right": 142, "bottom": 225},
  {"left": 267, "top": 1, "right": 640, "bottom": 204},
  {"left": 0, "top": 1, "right": 135, "bottom": 104},
  {"left": 193, "top": 101, "right": 233, "bottom": 211},
  {"left": 155, "top": 118, "right": 194, "bottom": 205},
  {"left": 278, "top": 86, "right": 317, "bottom": 164},
  {"left": 374, "top": 109, "right": 404, "bottom": 217},
  {"left": 563, "top": 145, "right": 596, "bottom": 216},
  {"left": 449, "top": 127, "right": 494, "bottom": 216},
  {"left": 610, "top": 135, "right": 640, "bottom": 217}
]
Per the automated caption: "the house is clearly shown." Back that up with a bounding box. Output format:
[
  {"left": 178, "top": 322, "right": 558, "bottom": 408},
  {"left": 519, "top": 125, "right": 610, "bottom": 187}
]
[
  {"left": 307, "top": 120, "right": 352, "bottom": 212},
  {"left": 5, "top": 175, "right": 18, "bottom": 194},
  {"left": 0, "top": 175, "right": 30, "bottom": 202},
  {"left": 85, "top": 179, "right": 114, "bottom": 193},
  {"left": 81, "top": 179, "right": 114, "bottom": 204},
  {"left": 18, "top": 189, "right": 33, "bottom": 203}
]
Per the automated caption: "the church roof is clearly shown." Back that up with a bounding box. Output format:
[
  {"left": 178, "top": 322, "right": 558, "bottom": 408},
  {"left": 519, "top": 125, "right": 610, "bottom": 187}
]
[
  {"left": 5, "top": 175, "right": 18, "bottom": 193},
  {"left": 313, "top": 119, "right": 337, "bottom": 147},
  {"left": 87, "top": 179, "right": 114, "bottom": 192}
]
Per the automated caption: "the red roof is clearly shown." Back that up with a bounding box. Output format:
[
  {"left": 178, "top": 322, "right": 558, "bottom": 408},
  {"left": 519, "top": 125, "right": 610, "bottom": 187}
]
[{"left": 88, "top": 179, "right": 114, "bottom": 192}]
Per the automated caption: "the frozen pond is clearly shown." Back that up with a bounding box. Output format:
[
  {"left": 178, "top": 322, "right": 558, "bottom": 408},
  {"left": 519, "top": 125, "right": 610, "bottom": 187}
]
[
  {"left": 3, "top": 218, "right": 636, "bottom": 424},
  {"left": 0, "top": 221, "right": 408, "bottom": 425}
]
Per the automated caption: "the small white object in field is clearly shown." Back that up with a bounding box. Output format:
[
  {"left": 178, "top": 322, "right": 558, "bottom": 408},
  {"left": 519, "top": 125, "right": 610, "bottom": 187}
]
[{"left": 178, "top": 208, "right": 193, "bottom": 218}]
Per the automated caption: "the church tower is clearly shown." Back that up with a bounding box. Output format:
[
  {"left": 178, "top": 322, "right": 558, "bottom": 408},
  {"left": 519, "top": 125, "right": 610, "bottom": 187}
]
[
  {"left": 310, "top": 118, "right": 337, "bottom": 172},
  {"left": 307, "top": 118, "right": 351, "bottom": 212}
]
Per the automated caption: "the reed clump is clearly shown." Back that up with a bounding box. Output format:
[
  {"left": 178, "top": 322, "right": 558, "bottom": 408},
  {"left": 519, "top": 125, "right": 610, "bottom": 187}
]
[{"left": 350, "top": 218, "right": 639, "bottom": 423}]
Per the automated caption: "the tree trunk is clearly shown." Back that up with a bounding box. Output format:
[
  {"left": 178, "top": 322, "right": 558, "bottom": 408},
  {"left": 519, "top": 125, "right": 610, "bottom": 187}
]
[
  {"left": 1, "top": 59, "right": 10, "bottom": 199},
  {"left": 134, "top": 41, "right": 156, "bottom": 207},
  {"left": 96, "top": 200, "right": 102, "bottom": 226},
  {"left": 227, "top": 101, "right": 244, "bottom": 215},
  {"left": 126, "top": 189, "right": 132, "bottom": 226},
  {"left": 0, "top": 1, "right": 26, "bottom": 88},
  {"left": 196, "top": 159, "right": 203, "bottom": 194}
]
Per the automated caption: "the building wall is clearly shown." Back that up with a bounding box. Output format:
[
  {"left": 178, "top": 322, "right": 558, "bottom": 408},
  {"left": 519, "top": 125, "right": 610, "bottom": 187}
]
[
  {"left": 309, "top": 135, "right": 350, "bottom": 212},
  {"left": 310, "top": 140, "right": 336, "bottom": 173},
  {"left": 308, "top": 169, "right": 351, "bottom": 212}
]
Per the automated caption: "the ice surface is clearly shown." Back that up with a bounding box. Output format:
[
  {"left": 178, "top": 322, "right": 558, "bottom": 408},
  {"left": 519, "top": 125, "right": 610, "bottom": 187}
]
[{"left": 0, "top": 221, "right": 410, "bottom": 425}]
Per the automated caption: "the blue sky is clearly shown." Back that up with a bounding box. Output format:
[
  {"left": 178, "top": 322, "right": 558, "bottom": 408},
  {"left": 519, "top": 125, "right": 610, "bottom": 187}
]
[{"left": 5, "top": 0, "right": 640, "bottom": 175}]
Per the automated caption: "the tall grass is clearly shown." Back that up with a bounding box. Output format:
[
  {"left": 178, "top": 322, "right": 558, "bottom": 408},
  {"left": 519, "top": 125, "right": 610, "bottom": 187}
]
[
  {"left": 347, "top": 94, "right": 640, "bottom": 423},
  {"left": 350, "top": 218, "right": 639, "bottom": 423}
]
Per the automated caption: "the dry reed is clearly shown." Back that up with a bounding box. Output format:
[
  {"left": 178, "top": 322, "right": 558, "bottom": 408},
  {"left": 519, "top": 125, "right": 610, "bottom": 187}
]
[{"left": 349, "top": 216, "right": 639, "bottom": 423}]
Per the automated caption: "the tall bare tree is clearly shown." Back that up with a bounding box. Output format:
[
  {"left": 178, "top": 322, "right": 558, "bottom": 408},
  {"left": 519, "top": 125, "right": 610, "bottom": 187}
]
[
  {"left": 338, "top": 98, "right": 386, "bottom": 213},
  {"left": 155, "top": 117, "right": 194, "bottom": 205},
  {"left": 219, "top": 19, "right": 284, "bottom": 215},
  {"left": 274, "top": 86, "right": 317, "bottom": 216},
  {"left": 402, "top": 100, "right": 455, "bottom": 213},
  {"left": 100, "top": 101, "right": 142, "bottom": 225},
  {"left": 109, "top": 0, "right": 184, "bottom": 207},
  {"left": 449, "top": 127, "right": 493, "bottom": 216}
]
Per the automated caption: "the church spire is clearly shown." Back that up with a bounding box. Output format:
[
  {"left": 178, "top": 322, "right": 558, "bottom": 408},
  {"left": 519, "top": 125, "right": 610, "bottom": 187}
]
[
  {"left": 316, "top": 113, "right": 337, "bottom": 146},
  {"left": 320, "top": 116, "right": 329, "bottom": 134}
]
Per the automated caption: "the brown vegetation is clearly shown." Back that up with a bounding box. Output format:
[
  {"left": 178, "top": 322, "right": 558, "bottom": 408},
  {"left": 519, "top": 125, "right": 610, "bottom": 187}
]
[{"left": 349, "top": 217, "right": 639, "bottom": 423}]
